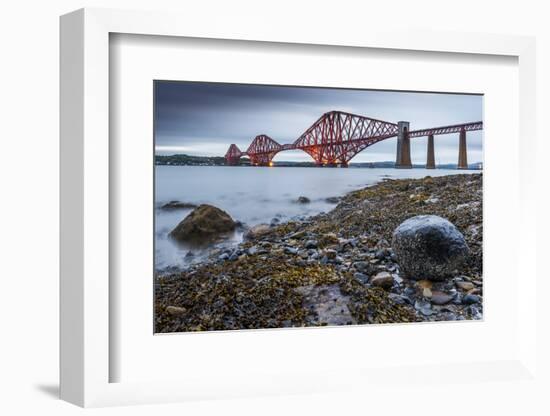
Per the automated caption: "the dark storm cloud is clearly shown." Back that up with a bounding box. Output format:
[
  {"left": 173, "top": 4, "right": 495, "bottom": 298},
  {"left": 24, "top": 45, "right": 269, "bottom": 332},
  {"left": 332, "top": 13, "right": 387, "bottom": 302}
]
[{"left": 154, "top": 81, "right": 483, "bottom": 163}]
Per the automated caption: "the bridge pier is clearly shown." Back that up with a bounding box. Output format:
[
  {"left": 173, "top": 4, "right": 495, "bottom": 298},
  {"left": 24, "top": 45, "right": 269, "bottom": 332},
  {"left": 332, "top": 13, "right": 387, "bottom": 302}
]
[
  {"left": 426, "top": 134, "right": 435, "bottom": 169},
  {"left": 395, "top": 121, "right": 412, "bottom": 168},
  {"left": 457, "top": 128, "right": 468, "bottom": 169}
]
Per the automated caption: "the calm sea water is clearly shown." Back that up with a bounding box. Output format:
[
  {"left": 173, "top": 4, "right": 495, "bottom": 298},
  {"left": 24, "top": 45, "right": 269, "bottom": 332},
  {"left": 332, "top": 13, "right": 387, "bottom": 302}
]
[{"left": 155, "top": 166, "right": 479, "bottom": 272}]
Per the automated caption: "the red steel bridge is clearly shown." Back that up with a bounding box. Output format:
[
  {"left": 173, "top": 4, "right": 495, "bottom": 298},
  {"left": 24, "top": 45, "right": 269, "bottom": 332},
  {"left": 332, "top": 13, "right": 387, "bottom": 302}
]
[{"left": 224, "top": 110, "right": 482, "bottom": 169}]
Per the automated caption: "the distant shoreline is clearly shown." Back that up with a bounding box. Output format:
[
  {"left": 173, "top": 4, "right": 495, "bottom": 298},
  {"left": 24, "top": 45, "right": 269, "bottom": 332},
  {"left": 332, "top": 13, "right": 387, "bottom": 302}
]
[{"left": 155, "top": 154, "right": 483, "bottom": 170}]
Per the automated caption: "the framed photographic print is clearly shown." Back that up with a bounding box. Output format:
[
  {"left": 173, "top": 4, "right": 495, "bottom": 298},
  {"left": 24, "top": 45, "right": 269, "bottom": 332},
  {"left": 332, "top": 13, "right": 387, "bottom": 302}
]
[
  {"left": 60, "top": 7, "right": 539, "bottom": 408},
  {"left": 152, "top": 80, "right": 484, "bottom": 334}
]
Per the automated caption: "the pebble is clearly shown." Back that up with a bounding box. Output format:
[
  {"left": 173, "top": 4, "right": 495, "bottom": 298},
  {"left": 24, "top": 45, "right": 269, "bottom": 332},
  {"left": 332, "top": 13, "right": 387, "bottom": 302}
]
[
  {"left": 304, "top": 240, "right": 318, "bottom": 249},
  {"left": 354, "top": 272, "right": 370, "bottom": 285},
  {"left": 414, "top": 300, "right": 433, "bottom": 316},
  {"left": 284, "top": 247, "right": 298, "bottom": 255},
  {"left": 456, "top": 281, "right": 475, "bottom": 291},
  {"left": 165, "top": 306, "right": 187, "bottom": 316},
  {"left": 430, "top": 291, "right": 454, "bottom": 305},
  {"left": 370, "top": 272, "right": 394, "bottom": 290},
  {"left": 462, "top": 294, "right": 481, "bottom": 305}
]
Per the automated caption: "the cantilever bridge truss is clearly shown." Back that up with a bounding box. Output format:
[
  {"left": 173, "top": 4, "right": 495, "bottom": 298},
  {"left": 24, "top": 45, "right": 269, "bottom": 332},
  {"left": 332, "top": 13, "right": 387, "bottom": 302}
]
[{"left": 224, "top": 110, "right": 482, "bottom": 168}]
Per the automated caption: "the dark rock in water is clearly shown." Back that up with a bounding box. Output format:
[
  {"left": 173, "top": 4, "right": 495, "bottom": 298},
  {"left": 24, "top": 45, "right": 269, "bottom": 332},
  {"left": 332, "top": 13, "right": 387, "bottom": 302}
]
[
  {"left": 392, "top": 215, "right": 469, "bottom": 281},
  {"left": 296, "top": 196, "right": 311, "bottom": 204},
  {"left": 270, "top": 217, "right": 281, "bottom": 226},
  {"left": 169, "top": 204, "right": 236, "bottom": 242},
  {"left": 160, "top": 200, "right": 198, "bottom": 210},
  {"left": 244, "top": 224, "right": 271, "bottom": 240},
  {"left": 325, "top": 196, "right": 341, "bottom": 204}
]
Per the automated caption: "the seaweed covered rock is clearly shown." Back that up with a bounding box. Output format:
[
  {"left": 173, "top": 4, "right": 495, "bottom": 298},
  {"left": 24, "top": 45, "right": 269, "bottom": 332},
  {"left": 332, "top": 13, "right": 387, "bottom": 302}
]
[
  {"left": 169, "top": 204, "right": 236, "bottom": 242},
  {"left": 392, "top": 215, "right": 469, "bottom": 281}
]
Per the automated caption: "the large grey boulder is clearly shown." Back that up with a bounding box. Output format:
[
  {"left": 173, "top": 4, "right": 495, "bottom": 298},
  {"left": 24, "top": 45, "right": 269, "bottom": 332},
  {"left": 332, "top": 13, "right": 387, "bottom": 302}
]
[
  {"left": 392, "top": 215, "right": 469, "bottom": 281},
  {"left": 170, "top": 204, "right": 236, "bottom": 242}
]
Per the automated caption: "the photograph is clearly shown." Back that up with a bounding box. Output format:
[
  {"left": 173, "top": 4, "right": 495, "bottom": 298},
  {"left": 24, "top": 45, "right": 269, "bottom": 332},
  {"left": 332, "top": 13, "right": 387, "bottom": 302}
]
[{"left": 153, "top": 81, "right": 483, "bottom": 333}]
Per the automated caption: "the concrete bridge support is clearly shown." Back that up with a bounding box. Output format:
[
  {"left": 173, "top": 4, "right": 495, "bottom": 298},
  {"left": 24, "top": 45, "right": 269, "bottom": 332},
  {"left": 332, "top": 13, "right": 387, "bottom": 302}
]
[
  {"left": 457, "top": 128, "right": 468, "bottom": 169},
  {"left": 426, "top": 134, "right": 435, "bottom": 169},
  {"left": 395, "top": 121, "right": 412, "bottom": 168}
]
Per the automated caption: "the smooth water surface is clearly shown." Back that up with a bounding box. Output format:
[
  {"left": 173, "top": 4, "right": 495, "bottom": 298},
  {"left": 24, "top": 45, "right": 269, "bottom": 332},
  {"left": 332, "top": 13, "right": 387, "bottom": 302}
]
[{"left": 155, "top": 166, "right": 479, "bottom": 272}]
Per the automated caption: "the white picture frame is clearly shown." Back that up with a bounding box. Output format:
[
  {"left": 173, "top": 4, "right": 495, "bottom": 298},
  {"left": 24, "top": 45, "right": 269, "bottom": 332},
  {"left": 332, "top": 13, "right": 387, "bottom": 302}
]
[{"left": 60, "top": 7, "right": 539, "bottom": 408}]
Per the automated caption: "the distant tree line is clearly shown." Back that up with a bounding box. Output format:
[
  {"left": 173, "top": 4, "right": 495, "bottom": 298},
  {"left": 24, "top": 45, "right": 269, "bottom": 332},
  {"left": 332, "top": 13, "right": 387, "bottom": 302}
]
[{"left": 155, "top": 154, "right": 482, "bottom": 169}]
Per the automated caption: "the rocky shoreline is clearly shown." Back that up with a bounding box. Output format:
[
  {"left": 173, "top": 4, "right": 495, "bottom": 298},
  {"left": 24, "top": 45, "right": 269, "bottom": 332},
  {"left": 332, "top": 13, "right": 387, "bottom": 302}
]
[{"left": 155, "top": 173, "right": 483, "bottom": 333}]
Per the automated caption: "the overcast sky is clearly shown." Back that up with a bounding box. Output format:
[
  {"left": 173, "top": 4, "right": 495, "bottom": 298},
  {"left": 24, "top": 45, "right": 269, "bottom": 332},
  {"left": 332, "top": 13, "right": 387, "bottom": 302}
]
[{"left": 154, "top": 81, "right": 483, "bottom": 164}]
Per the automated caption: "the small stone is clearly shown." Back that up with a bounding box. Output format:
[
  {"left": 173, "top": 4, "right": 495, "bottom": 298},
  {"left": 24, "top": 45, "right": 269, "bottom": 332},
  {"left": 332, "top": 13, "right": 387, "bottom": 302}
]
[
  {"left": 289, "top": 230, "right": 307, "bottom": 239},
  {"left": 320, "top": 233, "right": 339, "bottom": 245},
  {"left": 462, "top": 294, "right": 481, "bottom": 305},
  {"left": 165, "top": 306, "right": 187, "bottom": 316},
  {"left": 370, "top": 271, "right": 394, "bottom": 290},
  {"left": 456, "top": 281, "right": 475, "bottom": 291},
  {"left": 422, "top": 287, "right": 433, "bottom": 298},
  {"left": 393, "top": 274, "right": 403, "bottom": 285},
  {"left": 218, "top": 253, "right": 229, "bottom": 260},
  {"left": 305, "top": 240, "right": 318, "bottom": 249},
  {"left": 417, "top": 279, "right": 433, "bottom": 289},
  {"left": 244, "top": 223, "right": 271, "bottom": 240},
  {"left": 325, "top": 196, "right": 340, "bottom": 204},
  {"left": 430, "top": 291, "right": 454, "bottom": 305},
  {"left": 324, "top": 249, "right": 337, "bottom": 260},
  {"left": 353, "top": 261, "right": 374, "bottom": 274},
  {"left": 284, "top": 247, "right": 298, "bottom": 255},
  {"left": 354, "top": 272, "right": 370, "bottom": 285},
  {"left": 414, "top": 300, "right": 433, "bottom": 316}
]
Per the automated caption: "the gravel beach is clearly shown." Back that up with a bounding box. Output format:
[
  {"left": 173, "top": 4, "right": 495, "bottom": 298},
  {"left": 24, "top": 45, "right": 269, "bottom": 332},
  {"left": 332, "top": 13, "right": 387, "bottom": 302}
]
[{"left": 155, "top": 173, "right": 483, "bottom": 333}]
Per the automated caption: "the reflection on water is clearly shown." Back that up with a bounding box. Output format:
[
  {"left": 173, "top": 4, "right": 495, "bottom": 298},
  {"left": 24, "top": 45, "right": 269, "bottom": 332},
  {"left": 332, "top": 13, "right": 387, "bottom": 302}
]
[{"left": 155, "top": 165, "right": 479, "bottom": 272}]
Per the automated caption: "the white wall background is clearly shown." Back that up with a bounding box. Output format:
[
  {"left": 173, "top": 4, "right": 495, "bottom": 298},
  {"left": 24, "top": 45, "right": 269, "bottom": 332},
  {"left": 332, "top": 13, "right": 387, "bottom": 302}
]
[{"left": 0, "top": 0, "right": 548, "bottom": 415}]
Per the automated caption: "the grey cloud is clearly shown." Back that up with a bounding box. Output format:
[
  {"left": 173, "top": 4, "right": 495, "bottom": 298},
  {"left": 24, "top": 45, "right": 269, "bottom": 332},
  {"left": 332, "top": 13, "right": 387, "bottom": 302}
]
[{"left": 155, "top": 81, "right": 483, "bottom": 163}]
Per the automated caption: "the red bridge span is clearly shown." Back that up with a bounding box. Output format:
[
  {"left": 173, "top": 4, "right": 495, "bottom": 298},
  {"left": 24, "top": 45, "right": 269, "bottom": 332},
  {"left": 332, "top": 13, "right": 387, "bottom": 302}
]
[{"left": 224, "top": 110, "right": 482, "bottom": 169}]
